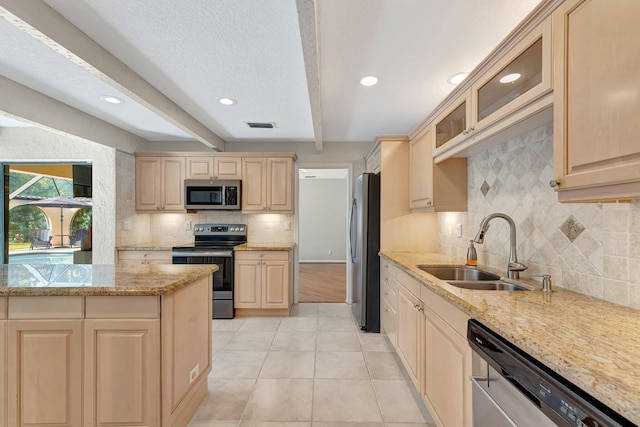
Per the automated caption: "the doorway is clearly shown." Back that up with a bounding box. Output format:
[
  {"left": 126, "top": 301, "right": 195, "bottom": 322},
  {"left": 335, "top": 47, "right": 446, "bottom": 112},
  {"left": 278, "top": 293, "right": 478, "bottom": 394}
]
[{"left": 297, "top": 167, "right": 350, "bottom": 303}]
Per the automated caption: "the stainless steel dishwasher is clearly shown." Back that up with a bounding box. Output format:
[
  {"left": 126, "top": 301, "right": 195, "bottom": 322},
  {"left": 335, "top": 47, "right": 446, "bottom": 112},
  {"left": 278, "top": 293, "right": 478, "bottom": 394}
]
[{"left": 467, "top": 320, "right": 635, "bottom": 427}]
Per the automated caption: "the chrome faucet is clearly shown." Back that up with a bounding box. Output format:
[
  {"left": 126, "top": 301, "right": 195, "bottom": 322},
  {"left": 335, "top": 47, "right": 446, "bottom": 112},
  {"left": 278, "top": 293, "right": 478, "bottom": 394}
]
[{"left": 473, "top": 213, "right": 527, "bottom": 279}]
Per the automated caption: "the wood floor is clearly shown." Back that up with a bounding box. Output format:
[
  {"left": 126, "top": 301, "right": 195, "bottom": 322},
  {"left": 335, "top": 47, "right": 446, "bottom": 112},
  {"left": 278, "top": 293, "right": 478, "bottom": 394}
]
[{"left": 298, "top": 262, "right": 346, "bottom": 303}]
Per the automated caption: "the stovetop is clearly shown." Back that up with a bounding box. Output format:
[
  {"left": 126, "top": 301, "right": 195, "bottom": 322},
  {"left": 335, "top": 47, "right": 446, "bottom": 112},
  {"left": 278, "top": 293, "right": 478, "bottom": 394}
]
[{"left": 173, "top": 223, "right": 247, "bottom": 250}]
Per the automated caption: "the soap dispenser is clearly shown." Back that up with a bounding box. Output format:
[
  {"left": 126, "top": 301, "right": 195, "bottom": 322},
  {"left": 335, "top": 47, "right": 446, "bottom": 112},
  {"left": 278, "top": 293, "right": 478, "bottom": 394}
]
[{"left": 466, "top": 240, "right": 477, "bottom": 266}]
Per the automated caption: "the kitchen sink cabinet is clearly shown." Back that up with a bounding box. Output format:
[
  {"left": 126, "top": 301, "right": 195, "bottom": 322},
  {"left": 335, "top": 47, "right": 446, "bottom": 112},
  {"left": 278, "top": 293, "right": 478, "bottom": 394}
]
[
  {"left": 241, "top": 157, "right": 293, "bottom": 213},
  {"left": 234, "top": 251, "right": 292, "bottom": 313},
  {"left": 136, "top": 156, "right": 186, "bottom": 212},
  {"left": 552, "top": 0, "right": 640, "bottom": 202},
  {"left": 410, "top": 125, "right": 467, "bottom": 212}
]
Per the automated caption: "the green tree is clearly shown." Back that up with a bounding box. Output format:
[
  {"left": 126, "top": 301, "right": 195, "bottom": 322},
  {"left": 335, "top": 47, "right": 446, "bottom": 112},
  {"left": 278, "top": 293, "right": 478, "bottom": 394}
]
[
  {"left": 70, "top": 207, "right": 92, "bottom": 231},
  {"left": 8, "top": 206, "right": 48, "bottom": 242}
]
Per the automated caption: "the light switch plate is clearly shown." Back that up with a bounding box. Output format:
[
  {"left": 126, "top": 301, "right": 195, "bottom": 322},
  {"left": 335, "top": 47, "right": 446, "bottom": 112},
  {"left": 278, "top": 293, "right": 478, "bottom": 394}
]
[
  {"left": 456, "top": 224, "right": 463, "bottom": 238},
  {"left": 123, "top": 221, "right": 131, "bottom": 231},
  {"left": 284, "top": 221, "right": 291, "bottom": 230},
  {"left": 185, "top": 221, "right": 192, "bottom": 231}
]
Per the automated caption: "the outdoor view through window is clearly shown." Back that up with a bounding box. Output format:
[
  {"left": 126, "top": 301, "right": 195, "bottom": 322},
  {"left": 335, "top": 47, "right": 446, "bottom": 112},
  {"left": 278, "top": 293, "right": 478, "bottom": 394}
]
[{"left": 7, "top": 164, "right": 92, "bottom": 264}]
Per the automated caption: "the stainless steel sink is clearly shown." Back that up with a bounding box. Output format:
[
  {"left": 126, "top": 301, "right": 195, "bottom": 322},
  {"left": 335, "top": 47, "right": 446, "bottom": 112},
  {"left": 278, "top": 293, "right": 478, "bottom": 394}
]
[
  {"left": 417, "top": 266, "right": 529, "bottom": 291},
  {"left": 445, "top": 280, "right": 529, "bottom": 291},
  {"left": 418, "top": 266, "right": 500, "bottom": 281}
]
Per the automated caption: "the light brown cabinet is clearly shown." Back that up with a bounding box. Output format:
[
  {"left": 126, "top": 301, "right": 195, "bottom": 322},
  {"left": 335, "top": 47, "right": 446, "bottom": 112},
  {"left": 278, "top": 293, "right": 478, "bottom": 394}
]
[
  {"left": 380, "top": 261, "right": 398, "bottom": 347},
  {"left": 552, "top": 0, "right": 640, "bottom": 202},
  {"left": 84, "top": 319, "right": 160, "bottom": 427},
  {"left": 117, "top": 250, "right": 172, "bottom": 265},
  {"left": 409, "top": 126, "right": 467, "bottom": 212},
  {"left": 7, "top": 319, "right": 83, "bottom": 427},
  {"left": 186, "top": 156, "right": 242, "bottom": 179},
  {"left": 432, "top": 18, "right": 552, "bottom": 162},
  {"left": 242, "top": 157, "right": 293, "bottom": 212},
  {"left": 235, "top": 251, "right": 291, "bottom": 312},
  {"left": 396, "top": 285, "right": 423, "bottom": 391},
  {"left": 136, "top": 156, "right": 185, "bottom": 212}
]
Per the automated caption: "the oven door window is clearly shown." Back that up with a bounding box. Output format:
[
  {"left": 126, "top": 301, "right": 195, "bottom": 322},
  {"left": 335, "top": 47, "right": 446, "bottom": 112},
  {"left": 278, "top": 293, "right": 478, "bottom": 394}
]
[{"left": 187, "top": 186, "right": 223, "bottom": 206}]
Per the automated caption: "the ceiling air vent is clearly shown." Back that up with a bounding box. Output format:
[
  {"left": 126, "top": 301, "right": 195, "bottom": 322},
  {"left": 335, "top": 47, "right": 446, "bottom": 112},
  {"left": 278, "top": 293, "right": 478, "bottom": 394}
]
[{"left": 245, "top": 121, "right": 276, "bottom": 129}]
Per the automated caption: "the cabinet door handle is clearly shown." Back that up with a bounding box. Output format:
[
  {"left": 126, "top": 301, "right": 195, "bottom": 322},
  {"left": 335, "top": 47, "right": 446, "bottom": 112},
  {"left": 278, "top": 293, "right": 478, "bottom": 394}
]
[
  {"left": 549, "top": 179, "right": 560, "bottom": 188},
  {"left": 384, "top": 292, "right": 389, "bottom": 296}
]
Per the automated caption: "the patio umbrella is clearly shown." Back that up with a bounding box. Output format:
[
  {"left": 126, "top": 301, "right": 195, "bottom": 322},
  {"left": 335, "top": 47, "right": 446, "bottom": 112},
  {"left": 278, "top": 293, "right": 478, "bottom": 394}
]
[{"left": 23, "top": 196, "right": 92, "bottom": 247}]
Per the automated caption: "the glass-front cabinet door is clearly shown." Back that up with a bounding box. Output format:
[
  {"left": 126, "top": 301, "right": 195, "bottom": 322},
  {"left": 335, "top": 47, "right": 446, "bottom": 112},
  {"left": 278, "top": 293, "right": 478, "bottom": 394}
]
[
  {"left": 433, "top": 90, "right": 471, "bottom": 156},
  {"left": 471, "top": 18, "right": 551, "bottom": 130}
]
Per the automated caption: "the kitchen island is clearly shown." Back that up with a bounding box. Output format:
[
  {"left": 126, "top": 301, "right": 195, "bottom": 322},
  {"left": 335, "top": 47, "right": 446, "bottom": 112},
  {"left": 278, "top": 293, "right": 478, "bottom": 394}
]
[
  {"left": 381, "top": 251, "right": 640, "bottom": 425},
  {"left": 0, "top": 263, "right": 217, "bottom": 427}
]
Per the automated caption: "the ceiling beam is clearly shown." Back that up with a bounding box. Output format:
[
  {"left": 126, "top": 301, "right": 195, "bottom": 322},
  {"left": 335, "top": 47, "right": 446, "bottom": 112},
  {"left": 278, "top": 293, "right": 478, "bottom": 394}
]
[
  {"left": 296, "top": 0, "right": 323, "bottom": 154},
  {"left": 0, "top": 75, "right": 147, "bottom": 154},
  {"left": 0, "top": 0, "right": 225, "bottom": 151}
]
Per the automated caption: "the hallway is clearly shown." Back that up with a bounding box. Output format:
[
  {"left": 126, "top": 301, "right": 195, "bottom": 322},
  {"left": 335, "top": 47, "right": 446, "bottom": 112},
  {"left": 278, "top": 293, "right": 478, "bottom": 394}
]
[{"left": 188, "top": 303, "right": 435, "bottom": 426}]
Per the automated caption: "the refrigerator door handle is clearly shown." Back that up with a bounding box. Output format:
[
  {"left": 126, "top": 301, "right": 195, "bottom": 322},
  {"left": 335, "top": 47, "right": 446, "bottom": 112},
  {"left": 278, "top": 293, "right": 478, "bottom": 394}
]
[{"left": 349, "top": 198, "right": 357, "bottom": 263}]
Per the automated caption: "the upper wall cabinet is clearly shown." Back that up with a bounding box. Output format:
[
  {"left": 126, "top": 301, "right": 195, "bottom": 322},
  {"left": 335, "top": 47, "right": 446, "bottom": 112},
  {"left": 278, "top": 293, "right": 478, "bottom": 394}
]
[
  {"left": 552, "top": 0, "right": 640, "bottom": 202},
  {"left": 433, "top": 18, "right": 552, "bottom": 161},
  {"left": 242, "top": 156, "right": 294, "bottom": 213},
  {"left": 410, "top": 126, "right": 467, "bottom": 212},
  {"left": 136, "top": 156, "right": 185, "bottom": 212}
]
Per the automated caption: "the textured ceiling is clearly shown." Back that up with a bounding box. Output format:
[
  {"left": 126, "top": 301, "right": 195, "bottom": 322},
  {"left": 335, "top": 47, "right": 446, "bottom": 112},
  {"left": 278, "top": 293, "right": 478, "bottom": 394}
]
[{"left": 0, "top": 0, "right": 541, "bottom": 149}]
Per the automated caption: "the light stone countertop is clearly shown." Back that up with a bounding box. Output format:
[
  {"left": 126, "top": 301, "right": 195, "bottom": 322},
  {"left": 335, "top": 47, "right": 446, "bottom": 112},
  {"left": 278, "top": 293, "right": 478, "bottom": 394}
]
[
  {"left": 234, "top": 243, "right": 295, "bottom": 251},
  {"left": 381, "top": 251, "right": 640, "bottom": 425},
  {"left": 116, "top": 242, "right": 190, "bottom": 251},
  {"left": 0, "top": 264, "right": 217, "bottom": 296}
]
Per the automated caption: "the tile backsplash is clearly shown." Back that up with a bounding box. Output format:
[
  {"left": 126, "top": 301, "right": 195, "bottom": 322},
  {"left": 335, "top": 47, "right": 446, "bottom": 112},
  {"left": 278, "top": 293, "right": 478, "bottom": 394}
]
[{"left": 438, "top": 122, "right": 640, "bottom": 309}]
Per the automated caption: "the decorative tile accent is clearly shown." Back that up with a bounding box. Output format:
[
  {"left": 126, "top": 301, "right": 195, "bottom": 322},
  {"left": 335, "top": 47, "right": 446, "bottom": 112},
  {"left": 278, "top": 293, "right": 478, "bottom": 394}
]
[
  {"left": 437, "top": 121, "right": 640, "bottom": 309},
  {"left": 480, "top": 180, "right": 490, "bottom": 196},
  {"left": 561, "top": 215, "right": 585, "bottom": 242}
]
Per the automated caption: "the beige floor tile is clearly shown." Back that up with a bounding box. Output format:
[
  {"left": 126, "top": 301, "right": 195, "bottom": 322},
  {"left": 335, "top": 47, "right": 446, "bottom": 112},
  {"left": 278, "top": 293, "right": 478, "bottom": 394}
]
[
  {"left": 243, "top": 379, "right": 313, "bottom": 421},
  {"left": 317, "top": 331, "right": 361, "bottom": 352},
  {"left": 238, "top": 317, "right": 283, "bottom": 331},
  {"left": 315, "top": 352, "right": 369, "bottom": 379},
  {"left": 225, "top": 331, "right": 276, "bottom": 351},
  {"left": 271, "top": 331, "right": 317, "bottom": 351},
  {"left": 290, "top": 303, "right": 319, "bottom": 317},
  {"left": 317, "top": 317, "right": 357, "bottom": 332},
  {"left": 318, "top": 303, "right": 352, "bottom": 318},
  {"left": 384, "top": 423, "right": 436, "bottom": 427},
  {"left": 364, "top": 352, "right": 407, "bottom": 379},
  {"left": 212, "top": 331, "right": 235, "bottom": 352},
  {"left": 372, "top": 380, "right": 431, "bottom": 423},
  {"left": 312, "top": 423, "right": 383, "bottom": 427},
  {"left": 241, "top": 422, "right": 311, "bottom": 427},
  {"left": 278, "top": 317, "right": 318, "bottom": 331},
  {"left": 189, "top": 379, "right": 255, "bottom": 423},
  {"left": 209, "top": 351, "right": 267, "bottom": 379},
  {"left": 213, "top": 318, "right": 246, "bottom": 331},
  {"left": 188, "top": 422, "right": 239, "bottom": 427},
  {"left": 313, "top": 379, "right": 382, "bottom": 422},
  {"left": 259, "top": 351, "right": 316, "bottom": 379},
  {"left": 357, "top": 332, "right": 393, "bottom": 352}
]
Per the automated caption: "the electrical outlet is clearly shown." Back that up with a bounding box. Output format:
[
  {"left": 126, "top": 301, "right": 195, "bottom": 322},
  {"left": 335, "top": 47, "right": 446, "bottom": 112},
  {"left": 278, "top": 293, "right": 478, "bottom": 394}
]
[
  {"left": 284, "top": 221, "right": 291, "bottom": 230},
  {"left": 189, "top": 364, "right": 200, "bottom": 384},
  {"left": 123, "top": 221, "right": 131, "bottom": 231},
  {"left": 328, "top": 249, "right": 332, "bottom": 255},
  {"left": 456, "top": 224, "right": 463, "bottom": 238},
  {"left": 185, "top": 221, "right": 192, "bottom": 231}
]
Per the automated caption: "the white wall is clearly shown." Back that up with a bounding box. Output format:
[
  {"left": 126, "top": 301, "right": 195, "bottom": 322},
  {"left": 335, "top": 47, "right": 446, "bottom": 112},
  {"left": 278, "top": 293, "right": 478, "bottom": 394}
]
[
  {"left": 438, "top": 121, "right": 640, "bottom": 310},
  {"left": 299, "top": 177, "right": 348, "bottom": 261},
  {"left": 0, "top": 127, "right": 117, "bottom": 263}
]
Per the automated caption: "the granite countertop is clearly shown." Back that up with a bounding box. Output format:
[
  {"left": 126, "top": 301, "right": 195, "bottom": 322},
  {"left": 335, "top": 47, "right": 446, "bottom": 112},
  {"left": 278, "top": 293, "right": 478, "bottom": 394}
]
[
  {"left": 234, "top": 242, "right": 296, "bottom": 251},
  {"left": 116, "top": 242, "right": 189, "bottom": 251},
  {"left": 381, "top": 251, "right": 640, "bottom": 425},
  {"left": 0, "top": 264, "right": 217, "bottom": 296}
]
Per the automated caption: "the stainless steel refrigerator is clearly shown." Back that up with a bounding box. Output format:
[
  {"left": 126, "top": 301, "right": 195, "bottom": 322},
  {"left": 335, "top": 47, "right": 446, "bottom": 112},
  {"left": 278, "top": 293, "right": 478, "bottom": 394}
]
[{"left": 349, "top": 172, "right": 380, "bottom": 332}]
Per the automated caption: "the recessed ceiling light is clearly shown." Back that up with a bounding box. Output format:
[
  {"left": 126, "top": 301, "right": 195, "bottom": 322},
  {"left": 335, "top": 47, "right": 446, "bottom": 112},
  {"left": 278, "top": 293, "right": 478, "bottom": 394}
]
[
  {"left": 499, "top": 73, "right": 522, "bottom": 84},
  {"left": 360, "top": 76, "right": 378, "bottom": 87},
  {"left": 100, "top": 95, "right": 124, "bottom": 104},
  {"left": 448, "top": 72, "right": 469, "bottom": 85},
  {"left": 219, "top": 98, "right": 237, "bottom": 106}
]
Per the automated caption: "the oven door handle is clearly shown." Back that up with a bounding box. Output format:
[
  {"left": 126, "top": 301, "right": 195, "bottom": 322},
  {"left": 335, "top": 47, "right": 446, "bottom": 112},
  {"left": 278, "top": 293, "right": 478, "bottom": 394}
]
[{"left": 171, "top": 250, "right": 234, "bottom": 258}]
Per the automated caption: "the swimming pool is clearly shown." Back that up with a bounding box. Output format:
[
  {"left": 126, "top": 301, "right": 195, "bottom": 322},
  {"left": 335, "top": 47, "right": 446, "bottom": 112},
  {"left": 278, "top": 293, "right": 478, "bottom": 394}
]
[{"left": 9, "top": 252, "right": 74, "bottom": 264}]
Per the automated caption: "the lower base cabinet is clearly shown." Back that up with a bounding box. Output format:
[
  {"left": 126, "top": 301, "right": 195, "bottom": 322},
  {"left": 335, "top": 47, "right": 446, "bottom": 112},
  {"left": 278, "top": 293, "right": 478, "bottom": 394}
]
[
  {"left": 382, "top": 257, "right": 473, "bottom": 427},
  {"left": 235, "top": 251, "right": 292, "bottom": 313}
]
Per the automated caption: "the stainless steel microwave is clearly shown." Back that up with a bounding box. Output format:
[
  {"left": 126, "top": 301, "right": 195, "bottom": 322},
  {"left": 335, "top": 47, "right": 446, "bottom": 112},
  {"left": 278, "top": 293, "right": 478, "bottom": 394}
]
[{"left": 184, "top": 179, "right": 241, "bottom": 210}]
